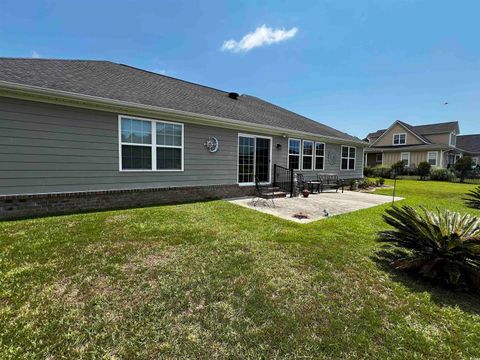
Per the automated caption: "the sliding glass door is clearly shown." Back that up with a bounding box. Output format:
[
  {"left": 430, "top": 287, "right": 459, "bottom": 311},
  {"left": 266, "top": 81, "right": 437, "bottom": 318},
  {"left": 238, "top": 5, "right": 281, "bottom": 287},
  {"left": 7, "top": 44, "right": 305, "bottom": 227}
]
[{"left": 238, "top": 134, "right": 271, "bottom": 185}]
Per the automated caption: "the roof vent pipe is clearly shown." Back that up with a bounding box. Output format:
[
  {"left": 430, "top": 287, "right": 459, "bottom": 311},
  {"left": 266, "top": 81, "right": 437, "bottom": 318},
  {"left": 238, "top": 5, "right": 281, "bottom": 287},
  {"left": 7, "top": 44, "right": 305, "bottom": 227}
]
[{"left": 228, "top": 92, "right": 239, "bottom": 100}]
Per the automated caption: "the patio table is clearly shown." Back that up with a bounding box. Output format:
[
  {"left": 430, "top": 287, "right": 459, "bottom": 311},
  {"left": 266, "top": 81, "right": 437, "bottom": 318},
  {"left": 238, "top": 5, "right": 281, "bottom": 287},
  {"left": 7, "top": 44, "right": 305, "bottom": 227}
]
[{"left": 307, "top": 180, "right": 321, "bottom": 193}]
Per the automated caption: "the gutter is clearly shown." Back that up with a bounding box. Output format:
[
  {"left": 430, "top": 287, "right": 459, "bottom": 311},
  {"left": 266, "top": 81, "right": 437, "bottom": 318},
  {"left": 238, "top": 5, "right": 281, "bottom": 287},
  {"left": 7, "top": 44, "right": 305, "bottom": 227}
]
[{"left": 0, "top": 80, "right": 368, "bottom": 147}]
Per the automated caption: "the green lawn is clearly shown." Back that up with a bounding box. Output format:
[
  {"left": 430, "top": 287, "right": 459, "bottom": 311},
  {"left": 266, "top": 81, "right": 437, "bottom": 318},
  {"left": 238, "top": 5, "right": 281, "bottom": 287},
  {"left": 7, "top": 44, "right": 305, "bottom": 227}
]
[{"left": 1, "top": 180, "right": 480, "bottom": 359}]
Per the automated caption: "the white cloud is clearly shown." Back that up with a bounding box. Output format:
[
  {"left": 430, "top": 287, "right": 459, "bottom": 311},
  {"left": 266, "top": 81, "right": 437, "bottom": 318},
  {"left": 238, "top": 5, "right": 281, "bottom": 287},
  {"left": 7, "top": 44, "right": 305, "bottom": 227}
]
[
  {"left": 221, "top": 25, "right": 298, "bottom": 53},
  {"left": 31, "top": 50, "right": 41, "bottom": 58}
]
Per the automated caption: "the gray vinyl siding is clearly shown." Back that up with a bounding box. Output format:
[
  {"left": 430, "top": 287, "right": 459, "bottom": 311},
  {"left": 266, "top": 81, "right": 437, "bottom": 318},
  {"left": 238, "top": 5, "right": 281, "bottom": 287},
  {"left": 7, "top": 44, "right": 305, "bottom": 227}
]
[{"left": 0, "top": 97, "right": 363, "bottom": 195}]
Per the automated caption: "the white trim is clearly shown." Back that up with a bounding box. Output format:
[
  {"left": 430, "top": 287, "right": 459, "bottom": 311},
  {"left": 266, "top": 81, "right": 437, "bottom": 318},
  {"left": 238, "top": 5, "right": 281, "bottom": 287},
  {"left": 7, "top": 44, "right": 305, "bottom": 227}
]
[
  {"left": 375, "top": 153, "right": 383, "bottom": 164},
  {"left": 0, "top": 80, "right": 367, "bottom": 146},
  {"left": 237, "top": 133, "right": 273, "bottom": 186},
  {"left": 118, "top": 114, "right": 184, "bottom": 172},
  {"left": 287, "top": 138, "right": 301, "bottom": 170},
  {"left": 301, "top": 140, "right": 314, "bottom": 170},
  {"left": 400, "top": 152, "right": 410, "bottom": 167},
  {"left": 393, "top": 133, "right": 407, "bottom": 146},
  {"left": 449, "top": 132, "right": 456, "bottom": 147},
  {"left": 427, "top": 151, "right": 438, "bottom": 166},
  {"left": 369, "top": 120, "right": 428, "bottom": 147},
  {"left": 314, "top": 141, "right": 326, "bottom": 170},
  {"left": 340, "top": 145, "right": 356, "bottom": 171}
]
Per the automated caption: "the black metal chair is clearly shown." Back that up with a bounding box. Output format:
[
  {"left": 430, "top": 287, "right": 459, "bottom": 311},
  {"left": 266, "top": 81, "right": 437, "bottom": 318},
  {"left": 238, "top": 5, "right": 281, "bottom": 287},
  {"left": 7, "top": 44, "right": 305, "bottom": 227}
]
[
  {"left": 253, "top": 175, "right": 276, "bottom": 207},
  {"left": 297, "top": 173, "right": 320, "bottom": 194}
]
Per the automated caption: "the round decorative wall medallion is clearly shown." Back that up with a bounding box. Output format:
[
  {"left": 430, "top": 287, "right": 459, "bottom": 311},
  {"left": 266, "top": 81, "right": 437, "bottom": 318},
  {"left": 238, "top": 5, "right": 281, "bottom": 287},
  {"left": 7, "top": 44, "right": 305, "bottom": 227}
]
[
  {"left": 204, "top": 137, "right": 219, "bottom": 153},
  {"left": 327, "top": 150, "right": 337, "bottom": 165}
]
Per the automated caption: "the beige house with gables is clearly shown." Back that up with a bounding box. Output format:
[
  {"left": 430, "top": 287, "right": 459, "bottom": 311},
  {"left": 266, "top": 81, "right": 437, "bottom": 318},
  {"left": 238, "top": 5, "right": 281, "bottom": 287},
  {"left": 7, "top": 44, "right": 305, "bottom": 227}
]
[{"left": 364, "top": 120, "right": 478, "bottom": 169}]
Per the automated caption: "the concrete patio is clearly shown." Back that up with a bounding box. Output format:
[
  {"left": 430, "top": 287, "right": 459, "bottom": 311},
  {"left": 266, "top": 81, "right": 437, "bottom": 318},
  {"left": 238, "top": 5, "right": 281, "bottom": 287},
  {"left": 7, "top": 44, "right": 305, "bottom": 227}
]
[{"left": 229, "top": 191, "right": 403, "bottom": 223}]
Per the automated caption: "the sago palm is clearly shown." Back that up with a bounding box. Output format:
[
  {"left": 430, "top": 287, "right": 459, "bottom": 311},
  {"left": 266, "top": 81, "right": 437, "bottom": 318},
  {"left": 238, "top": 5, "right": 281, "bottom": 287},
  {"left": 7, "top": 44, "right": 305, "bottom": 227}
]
[
  {"left": 378, "top": 205, "right": 480, "bottom": 291},
  {"left": 465, "top": 186, "right": 480, "bottom": 209}
]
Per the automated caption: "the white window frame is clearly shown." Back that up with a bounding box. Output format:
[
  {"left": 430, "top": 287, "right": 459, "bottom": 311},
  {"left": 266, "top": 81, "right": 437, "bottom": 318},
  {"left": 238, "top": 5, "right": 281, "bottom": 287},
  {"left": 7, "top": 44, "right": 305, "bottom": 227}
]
[
  {"left": 118, "top": 115, "right": 184, "bottom": 172},
  {"left": 427, "top": 151, "right": 438, "bottom": 166},
  {"left": 376, "top": 153, "right": 383, "bottom": 164},
  {"left": 393, "top": 133, "right": 407, "bottom": 145},
  {"left": 237, "top": 133, "right": 272, "bottom": 186},
  {"left": 449, "top": 132, "right": 456, "bottom": 146},
  {"left": 287, "top": 138, "right": 301, "bottom": 171},
  {"left": 314, "top": 142, "right": 326, "bottom": 170},
  {"left": 400, "top": 152, "right": 410, "bottom": 167},
  {"left": 302, "top": 140, "right": 314, "bottom": 171},
  {"left": 341, "top": 146, "right": 356, "bottom": 171}
]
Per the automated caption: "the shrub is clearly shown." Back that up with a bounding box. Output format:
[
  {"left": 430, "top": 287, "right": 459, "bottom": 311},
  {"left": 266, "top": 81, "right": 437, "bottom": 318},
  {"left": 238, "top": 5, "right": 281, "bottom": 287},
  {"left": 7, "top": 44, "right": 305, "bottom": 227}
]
[
  {"left": 358, "top": 178, "right": 376, "bottom": 189},
  {"left": 378, "top": 206, "right": 480, "bottom": 291},
  {"left": 417, "top": 161, "right": 431, "bottom": 180},
  {"left": 376, "top": 177, "right": 385, "bottom": 186},
  {"left": 465, "top": 186, "right": 480, "bottom": 209},
  {"left": 372, "top": 166, "right": 392, "bottom": 179},
  {"left": 391, "top": 160, "right": 407, "bottom": 176},
  {"left": 455, "top": 156, "right": 474, "bottom": 183},
  {"left": 363, "top": 166, "right": 374, "bottom": 177},
  {"left": 430, "top": 168, "right": 455, "bottom": 182},
  {"left": 405, "top": 166, "right": 418, "bottom": 176}
]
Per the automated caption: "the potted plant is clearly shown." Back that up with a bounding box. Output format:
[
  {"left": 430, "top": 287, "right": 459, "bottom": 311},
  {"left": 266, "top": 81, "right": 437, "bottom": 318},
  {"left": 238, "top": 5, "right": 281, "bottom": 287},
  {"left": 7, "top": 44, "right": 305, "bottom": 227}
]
[{"left": 302, "top": 189, "right": 310, "bottom": 198}]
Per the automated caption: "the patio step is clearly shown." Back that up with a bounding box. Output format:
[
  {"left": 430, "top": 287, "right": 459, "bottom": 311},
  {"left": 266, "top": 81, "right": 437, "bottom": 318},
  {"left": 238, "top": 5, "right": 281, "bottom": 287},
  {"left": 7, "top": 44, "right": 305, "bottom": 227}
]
[{"left": 270, "top": 190, "right": 288, "bottom": 198}]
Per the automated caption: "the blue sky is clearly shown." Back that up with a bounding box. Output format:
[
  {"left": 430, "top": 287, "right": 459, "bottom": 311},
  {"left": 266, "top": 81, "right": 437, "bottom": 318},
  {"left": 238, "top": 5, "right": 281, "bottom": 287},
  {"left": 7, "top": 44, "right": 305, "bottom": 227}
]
[{"left": 1, "top": 0, "right": 479, "bottom": 138}]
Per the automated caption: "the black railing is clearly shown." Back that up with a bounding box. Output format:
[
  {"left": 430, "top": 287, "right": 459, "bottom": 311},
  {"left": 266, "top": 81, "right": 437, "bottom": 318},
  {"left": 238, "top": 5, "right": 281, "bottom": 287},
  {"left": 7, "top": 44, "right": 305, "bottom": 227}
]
[{"left": 273, "top": 164, "right": 294, "bottom": 198}]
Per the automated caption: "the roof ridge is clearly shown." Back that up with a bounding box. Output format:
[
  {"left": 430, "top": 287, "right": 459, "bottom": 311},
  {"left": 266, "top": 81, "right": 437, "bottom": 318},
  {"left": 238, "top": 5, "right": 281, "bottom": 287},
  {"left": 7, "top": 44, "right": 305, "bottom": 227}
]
[
  {"left": 0, "top": 57, "right": 111, "bottom": 62},
  {"left": 412, "top": 120, "right": 459, "bottom": 127}
]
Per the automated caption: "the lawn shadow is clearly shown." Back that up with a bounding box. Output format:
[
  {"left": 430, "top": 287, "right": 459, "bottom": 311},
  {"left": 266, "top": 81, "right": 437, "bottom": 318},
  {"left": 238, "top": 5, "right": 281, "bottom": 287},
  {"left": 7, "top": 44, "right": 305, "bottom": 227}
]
[{"left": 372, "top": 245, "right": 480, "bottom": 315}]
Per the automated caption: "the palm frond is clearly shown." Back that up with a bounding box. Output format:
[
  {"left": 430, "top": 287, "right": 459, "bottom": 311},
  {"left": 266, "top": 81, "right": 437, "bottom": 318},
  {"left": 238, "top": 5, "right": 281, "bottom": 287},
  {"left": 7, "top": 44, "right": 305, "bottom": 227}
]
[
  {"left": 378, "top": 205, "right": 480, "bottom": 291},
  {"left": 465, "top": 186, "right": 480, "bottom": 209}
]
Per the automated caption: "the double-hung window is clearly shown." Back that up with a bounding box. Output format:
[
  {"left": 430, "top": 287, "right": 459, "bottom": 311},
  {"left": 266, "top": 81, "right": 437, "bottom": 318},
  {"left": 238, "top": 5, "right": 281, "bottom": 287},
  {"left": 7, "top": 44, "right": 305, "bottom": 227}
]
[
  {"left": 393, "top": 133, "right": 406, "bottom": 145},
  {"left": 427, "top": 151, "right": 438, "bottom": 166},
  {"left": 341, "top": 146, "right": 356, "bottom": 170},
  {"left": 400, "top": 152, "right": 410, "bottom": 167},
  {"left": 315, "top": 142, "right": 325, "bottom": 170},
  {"left": 119, "top": 115, "right": 183, "bottom": 171},
  {"left": 288, "top": 139, "right": 301, "bottom": 170},
  {"left": 302, "top": 140, "right": 314, "bottom": 170}
]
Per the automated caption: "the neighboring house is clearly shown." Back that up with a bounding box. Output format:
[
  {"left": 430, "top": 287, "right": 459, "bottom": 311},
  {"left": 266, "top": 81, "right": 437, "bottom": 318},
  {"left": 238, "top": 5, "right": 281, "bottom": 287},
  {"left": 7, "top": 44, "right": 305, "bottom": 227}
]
[
  {"left": 364, "top": 120, "right": 472, "bottom": 169},
  {"left": 457, "top": 134, "right": 480, "bottom": 166},
  {"left": 0, "top": 58, "right": 366, "bottom": 219}
]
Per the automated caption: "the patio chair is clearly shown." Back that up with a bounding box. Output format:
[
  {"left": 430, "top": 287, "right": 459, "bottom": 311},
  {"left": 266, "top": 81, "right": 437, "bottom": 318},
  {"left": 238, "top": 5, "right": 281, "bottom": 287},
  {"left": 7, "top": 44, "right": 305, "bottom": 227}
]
[
  {"left": 297, "top": 173, "right": 320, "bottom": 194},
  {"left": 253, "top": 175, "right": 276, "bottom": 207}
]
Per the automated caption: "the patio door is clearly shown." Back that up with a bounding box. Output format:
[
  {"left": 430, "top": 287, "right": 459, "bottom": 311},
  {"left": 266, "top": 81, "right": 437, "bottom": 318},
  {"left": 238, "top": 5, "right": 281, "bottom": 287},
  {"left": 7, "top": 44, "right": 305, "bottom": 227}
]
[{"left": 238, "top": 134, "right": 272, "bottom": 185}]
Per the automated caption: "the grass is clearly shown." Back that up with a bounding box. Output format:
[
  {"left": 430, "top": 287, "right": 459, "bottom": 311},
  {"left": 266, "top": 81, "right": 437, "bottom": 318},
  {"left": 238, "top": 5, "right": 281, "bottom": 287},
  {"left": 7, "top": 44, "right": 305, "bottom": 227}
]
[{"left": 1, "top": 180, "right": 480, "bottom": 359}]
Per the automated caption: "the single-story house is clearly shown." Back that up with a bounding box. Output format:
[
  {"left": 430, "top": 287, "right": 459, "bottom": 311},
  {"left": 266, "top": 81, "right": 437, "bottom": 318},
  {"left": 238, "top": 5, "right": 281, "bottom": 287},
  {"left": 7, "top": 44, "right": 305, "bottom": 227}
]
[
  {"left": 0, "top": 58, "right": 366, "bottom": 219},
  {"left": 364, "top": 120, "right": 476, "bottom": 169}
]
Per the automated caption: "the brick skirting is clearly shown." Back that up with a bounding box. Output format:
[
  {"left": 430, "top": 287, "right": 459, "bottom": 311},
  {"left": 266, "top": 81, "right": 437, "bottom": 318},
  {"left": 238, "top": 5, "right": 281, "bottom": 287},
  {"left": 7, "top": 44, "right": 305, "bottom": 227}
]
[{"left": 0, "top": 184, "right": 256, "bottom": 221}]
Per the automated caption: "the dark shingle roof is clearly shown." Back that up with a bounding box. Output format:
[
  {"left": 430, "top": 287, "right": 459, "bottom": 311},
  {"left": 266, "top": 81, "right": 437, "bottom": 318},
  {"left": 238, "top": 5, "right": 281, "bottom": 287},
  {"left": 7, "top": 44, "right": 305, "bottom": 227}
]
[
  {"left": 457, "top": 134, "right": 480, "bottom": 154},
  {"left": 412, "top": 121, "right": 459, "bottom": 134},
  {"left": 366, "top": 129, "right": 386, "bottom": 140},
  {"left": 367, "top": 120, "right": 459, "bottom": 143},
  {"left": 0, "top": 58, "right": 361, "bottom": 142}
]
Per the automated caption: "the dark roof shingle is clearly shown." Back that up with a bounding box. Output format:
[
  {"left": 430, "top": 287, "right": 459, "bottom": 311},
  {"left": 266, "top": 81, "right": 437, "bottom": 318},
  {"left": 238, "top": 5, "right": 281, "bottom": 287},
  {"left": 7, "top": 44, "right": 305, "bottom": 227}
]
[
  {"left": 457, "top": 134, "right": 480, "bottom": 154},
  {"left": 0, "top": 58, "right": 361, "bottom": 142}
]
